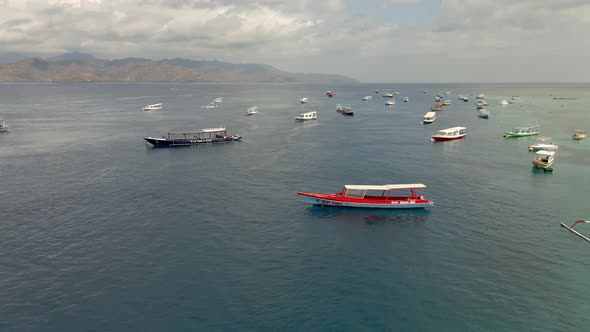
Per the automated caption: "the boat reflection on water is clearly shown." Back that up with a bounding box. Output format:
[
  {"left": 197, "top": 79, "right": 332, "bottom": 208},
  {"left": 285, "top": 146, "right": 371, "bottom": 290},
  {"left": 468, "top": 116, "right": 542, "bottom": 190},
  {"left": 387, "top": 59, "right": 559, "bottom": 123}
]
[{"left": 305, "top": 205, "right": 431, "bottom": 224}]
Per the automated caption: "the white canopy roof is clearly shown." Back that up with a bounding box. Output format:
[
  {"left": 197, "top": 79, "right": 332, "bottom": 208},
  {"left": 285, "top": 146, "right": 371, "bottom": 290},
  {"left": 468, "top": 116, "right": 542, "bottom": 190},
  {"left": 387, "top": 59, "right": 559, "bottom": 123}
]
[
  {"left": 440, "top": 126, "right": 466, "bottom": 131},
  {"left": 535, "top": 150, "right": 555, "bottom": 156},
  {"left": 344, "top": 184, "right": 427, "bottom": 191}
]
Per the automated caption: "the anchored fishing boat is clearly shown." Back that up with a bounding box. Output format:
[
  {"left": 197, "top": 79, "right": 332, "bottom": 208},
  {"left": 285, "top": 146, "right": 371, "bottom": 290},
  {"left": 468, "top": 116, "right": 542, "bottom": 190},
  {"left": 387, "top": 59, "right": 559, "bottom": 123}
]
[
  {"left": 336, "top": 104, "right": 354, "bottom": 116},
  {"left": 504, "top": 125, "right": 540, "bottom": 137},
  {"left": 532, "top": 150, "right": 554, "bottom": 171},
  {"left": 0, "top": 117, "right": 7, "bottom": 132},
  {"left": 144, "top": 127, "right": 242, "bottom": 147},
  {"left": 478, "top": 109, "right": 490, "bottom": 119},
  {"left": 528, "top": 137, "right": 558, "bottom": 151},
  {"left": 572, "top": 129, "right": 586, "bottom": 140},
  {"left": 432, "top": 127, "right": 466, "bottom": 141},
  {"left": 245, "top": 106, "right": 258, "bottom": 115},
  {"left": 297, "top": 183, "right": 433, "bottom": 209},
  {"left": 295, "top": 111, "right": 317, "bottom": 121},
  {"left": 326, "top": 90, "right": 335, "bottom": 97},
  {"left": 560, "top": 220, "right": 590, "bottom": 242},
  {"left": 423, "top": 111, "right": 436, "bottom": 124},
  {"left": 299, "top": 97, "right": 309, "bottom": 104}
]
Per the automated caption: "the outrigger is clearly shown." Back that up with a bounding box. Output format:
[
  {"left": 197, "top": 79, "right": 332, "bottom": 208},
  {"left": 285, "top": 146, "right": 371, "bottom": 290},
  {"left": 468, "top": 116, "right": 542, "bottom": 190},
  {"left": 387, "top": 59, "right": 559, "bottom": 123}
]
[
  {"left": 144, "top": 127, "right": 241, "bottom": 147},
  {"left": 560, "top": 220, "right": 590, "bottom": 242},
  {"left": 297, "top": 183, "right": 433, "bottom": 209}
]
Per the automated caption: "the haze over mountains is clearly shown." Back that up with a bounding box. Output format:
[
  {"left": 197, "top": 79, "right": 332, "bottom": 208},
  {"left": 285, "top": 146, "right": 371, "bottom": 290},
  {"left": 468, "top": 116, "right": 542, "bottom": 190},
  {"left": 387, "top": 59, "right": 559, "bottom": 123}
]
[{"left": 0, "top": 52, "right": 358, "bottom": 83}]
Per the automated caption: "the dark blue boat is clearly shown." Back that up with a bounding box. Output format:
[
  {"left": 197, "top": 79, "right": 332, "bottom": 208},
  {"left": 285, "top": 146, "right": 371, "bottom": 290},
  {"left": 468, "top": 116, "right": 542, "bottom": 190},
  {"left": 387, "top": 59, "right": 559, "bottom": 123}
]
[{"left": 144, "top": 127, "right": 242, "bottom": 148}]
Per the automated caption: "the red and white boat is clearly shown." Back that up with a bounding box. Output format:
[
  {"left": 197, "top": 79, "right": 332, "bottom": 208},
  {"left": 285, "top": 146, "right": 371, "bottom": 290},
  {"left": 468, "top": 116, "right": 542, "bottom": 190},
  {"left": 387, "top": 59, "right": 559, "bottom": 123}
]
[
  {"left": 297, "top": 183, "right": 433, "bottom": 209},
  {"left": 431, "top": 126, "right": 466, "bottom": 141}
]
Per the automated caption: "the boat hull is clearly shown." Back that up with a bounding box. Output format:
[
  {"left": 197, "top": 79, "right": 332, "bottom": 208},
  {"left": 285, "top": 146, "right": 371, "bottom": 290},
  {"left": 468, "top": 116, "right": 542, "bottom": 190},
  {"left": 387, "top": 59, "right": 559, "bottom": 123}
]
[
  {"left": 431, "top": 134, "right": 466, "bottom": 141},
  {"left": 144, "top": 136, "right": 241, "bottom": 147},
  {"left": 504, "top": 132, "right": 539, "bottom": 137},
  {"left": 298, "top": 193, "right": 433, "bottom": 209}
]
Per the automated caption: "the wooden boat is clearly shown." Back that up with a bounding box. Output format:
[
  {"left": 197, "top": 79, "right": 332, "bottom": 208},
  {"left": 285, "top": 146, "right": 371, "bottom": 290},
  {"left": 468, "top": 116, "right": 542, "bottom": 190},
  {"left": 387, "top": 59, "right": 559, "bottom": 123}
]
[
  {"left": 298, "top": 183, "right": 433, "bottom": 209},
  {"left": 431, "top": 102, "right": 444, "bottom": 111},
  {"left": 245, "top": 106, "right": 258, "bottom": 115},
  {"left": 423, "top": 111, "right": 436, "bottom": 124},
  {"left": 336, "top": 104, "right": 354, "bottom": 116},
  {"left": 144, "top": 127, "right": 242, "bottom": 147},
  {"left": 572, "top": 129, "right": 586, "bottom": 140},
  {"left": 295, "top": 111, "right": 317, "bottom": 121},
  {"left": 0, "top": 117, "right": 7, "bottom": 132},
  {"left": 532, "top": 150, "right": 554, "bottom": 171},
  {"left": 528, "top": 137, "right": 558, "bottom": 151},
  {"left": 432, "top": 127, "right": 466, "bottom": 141},
  {"left": 143, "top": 103, "right": 162, "bottom": 111},
  {"left": 504, "top": 125, "right": 540, "bottom": 137},
  {"left": 478, "top": 109, "right": 490, "bottom": 119}
]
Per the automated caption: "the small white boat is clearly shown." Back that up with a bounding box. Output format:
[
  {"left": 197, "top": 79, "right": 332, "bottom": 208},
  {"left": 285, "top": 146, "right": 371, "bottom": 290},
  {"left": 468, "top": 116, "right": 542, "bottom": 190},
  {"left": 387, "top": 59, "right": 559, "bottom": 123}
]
[
  {"left": 478, "top": 109, "right": 490, "bottom": 119},
  {"left": 295, "top": 111, "right": 317, "bottom": 121},
  {"left": 201, "top": 104, "right": 217, "bottom": 109},
  {"left": 143, "top": 103, "right": 162, "bottom": 111},
  {"left": 403, "top": 97, "right": 409, "bottom": 102},
  {"left": 383, "top": 93, "right": 394, "bottom": 98},
  {"left": 211, "top": 98, "right": 223, "bottom": 103},
  {"left": 299, "top": 97, "right": 309, "bottom": 104},
  {"left": 0, "top": 117, "right": 7, "bottom": 132},
  {"left": 423, "top": 111, "right": 436, "bottom": 124},
  {"left": 477, "top": 94, "right": 486, "bottom": 99},
  {"left": 385, "top": 99, "right": 396, "bottom": 106},
  {"left": 423, "top": 90, "right": 428, "bottom": 93},
  {"left": 245, "top": 106, "right": 258, "bottom": 116},
  {"left": 498, "top": 100, "right": 509, "bottom": 105},
  {"left": 394, "top": 91, "right": 400, "bottom": 95},
  {"left": 573, "top": 129, "right": 586, "bottom": 140},
  {"left": 362, "top": 96, "right": 373, "bottom": 101},
  {"left": 528, "top": 137, "right": 558, "bottom": 152},
  {"left": 532, "top": 150, "right": 555, "bottom": 171}
]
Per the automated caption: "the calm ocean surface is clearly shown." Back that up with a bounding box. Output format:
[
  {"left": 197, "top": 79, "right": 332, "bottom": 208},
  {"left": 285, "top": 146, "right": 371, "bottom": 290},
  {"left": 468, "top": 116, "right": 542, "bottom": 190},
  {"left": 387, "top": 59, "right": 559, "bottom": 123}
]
[{"left": 1, "top": 82, "right": 589, "bottom": 331}]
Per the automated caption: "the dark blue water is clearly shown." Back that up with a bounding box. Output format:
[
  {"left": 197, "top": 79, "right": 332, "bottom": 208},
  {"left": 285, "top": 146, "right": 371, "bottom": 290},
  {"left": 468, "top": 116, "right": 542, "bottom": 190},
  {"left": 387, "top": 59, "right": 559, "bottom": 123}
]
[{"left": 1, "top": 83, "right": 589, "bottom": 331}]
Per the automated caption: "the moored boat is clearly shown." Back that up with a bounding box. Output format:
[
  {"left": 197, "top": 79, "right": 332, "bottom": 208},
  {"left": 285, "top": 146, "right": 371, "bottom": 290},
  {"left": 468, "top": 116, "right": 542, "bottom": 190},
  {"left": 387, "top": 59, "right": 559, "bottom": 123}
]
[
  {"left": 432, "top": 127, "right": 466, "bottom": 141},
  {"left": 478, "top": 109, "right": 490, "bottom": 119},
  {"left": 144, "top": 127, "right": 242, "bottom": 147},
  {"left": 362, "top": 95, "right": 373, "bottom": 101},
  {"left": 572, "top": 129, "right": 586, "bottom": 140},
  {"left": 143, "top": 103, "right": 162, "bottom": 111},
  {"left": 297, "top": 183, "right": 433, "bottom": 209},
  {"left": 211, "top": 98, "right": 223, "bottom": 103},
  {"left": 528, "top": 137, "right": 558, "bottom": 151},
  {"left": 336, "top": 104, "right": 354, "bottom": 116},
  {"left": 299, "top": 97, "right": 309, "bottom": 104},
  {"left": 498, "top": 99, "right": 509, "bottom": 105},
  {"left": 504, "top": 125, "right": 540, "bottom": 137},
  {"left": 431, "top": 102, "right": 444, "bottom": 111},
  {"left": 532, "top": 150, "right": 555, "bottom": 171},
  {"left": 423, "top": 111, "right": 436, "bottom": 124},
  {"left": 0, "top": 117, "right": 7, "bottom": 132},
  {"left": 295, "top": 111, "right": 317, "bottom": 121},
  {"left": 403, "top": 97, "right": 409, "bottom": 102},
  {"left": 383, "top": 93, "right": 394, "bottom": 98},
  {"left": 245, "top": 106, "right": 258, "bottom": 115},
  {"left": 326, "top": 90, "right": 335, "bottom": 97},
  {"left": 385, "top": 99, "right": 396, "bottom": 106}
]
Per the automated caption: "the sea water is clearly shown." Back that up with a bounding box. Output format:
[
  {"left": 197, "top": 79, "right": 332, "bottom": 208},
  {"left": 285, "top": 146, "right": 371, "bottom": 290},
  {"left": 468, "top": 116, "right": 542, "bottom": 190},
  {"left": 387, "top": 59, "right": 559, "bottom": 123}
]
[{"left": 1, "top": 83, "right": 589, "bottom": 331}]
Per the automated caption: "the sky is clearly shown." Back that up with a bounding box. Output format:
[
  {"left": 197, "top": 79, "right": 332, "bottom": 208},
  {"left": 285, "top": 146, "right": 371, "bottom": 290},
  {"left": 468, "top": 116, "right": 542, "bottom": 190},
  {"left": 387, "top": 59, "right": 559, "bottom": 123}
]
[{"left": 1, "top": 0, "right": 589, "bottom": 82}]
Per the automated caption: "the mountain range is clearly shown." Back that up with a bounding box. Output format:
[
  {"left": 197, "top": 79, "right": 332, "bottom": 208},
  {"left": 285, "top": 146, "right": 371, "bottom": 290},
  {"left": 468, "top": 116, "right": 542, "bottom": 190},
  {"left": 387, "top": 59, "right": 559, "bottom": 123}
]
[{"left": 0, "top": 52, "right": 357, "bottom": 83}]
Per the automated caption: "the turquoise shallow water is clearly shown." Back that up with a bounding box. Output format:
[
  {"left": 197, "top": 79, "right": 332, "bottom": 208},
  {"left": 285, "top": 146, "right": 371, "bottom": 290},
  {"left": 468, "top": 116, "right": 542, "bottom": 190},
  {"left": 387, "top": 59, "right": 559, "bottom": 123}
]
[{"left": 0, "top": 83, "right": 589, "bottom": 331}]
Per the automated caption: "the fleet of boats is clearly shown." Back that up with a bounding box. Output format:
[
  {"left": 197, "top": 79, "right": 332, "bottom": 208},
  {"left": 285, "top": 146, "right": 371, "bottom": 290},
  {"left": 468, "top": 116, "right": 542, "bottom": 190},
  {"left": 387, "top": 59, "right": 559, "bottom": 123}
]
[{"left": 297, "top": 183, "right": 433, "bottom": 209}]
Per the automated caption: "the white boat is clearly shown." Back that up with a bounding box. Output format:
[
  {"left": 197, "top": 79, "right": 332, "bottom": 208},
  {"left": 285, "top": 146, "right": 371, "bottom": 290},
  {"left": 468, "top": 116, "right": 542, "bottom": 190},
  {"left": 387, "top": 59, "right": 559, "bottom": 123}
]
[
  {"left": 394, "top": 91, "right": 400, "bottom": 95},
  {"left": 476, "top": 100, "right": 488, "bottom": 106},
  {"left": 201, "top": 104, "right": 217, "bottom": 109},
  {"left": 299, "top": 97, "right": 309, "bottom": 104},
  {"left": 423, "top": 111, "right": 436, "bottom": 124},
  {"left": 211, "top": 98, "right": 223, "bottom": 103},
  {"left": 423, "top": 90, "right": 428, "bottom": 93},
  {"left": 295, "top": 111, "right": 317, "bottom": 121},
  {"left": 0, "top": 117, "right": 7, "bottom": 132},
  {"left": 573, "top": 129, "right": 586, "bottom": 140},
  {"left": 385, "top": 99, "right": 396, "bottom": 106},
  {"left": 403, "top": 97, "right": 409, "bottom": 102},
  {"left": 528, "top": 137, "right": 558, "bottom": 152},
  {"left": 383, "top": 93, "right": 394, "bottom": 98},
  {"left": 143, "top": 103, "right": 162, "bottom": 111},
  {"left": 432, "top": 127, "right": 466, "bottom": 141},
  {"left": 362, "top": 96, "right": 373, "bottom": 101},
  {"left": 498, "top": 100, "right": 509, "bottom": 105},
  {"left": 245, "top": 106, "right": 258, "bottom": 116},
  {"left": 532, "top": 150, "right": 555, "bottom": 171},
  {"left": 477, "top": 94, "right": 486, "bottom": 99}
]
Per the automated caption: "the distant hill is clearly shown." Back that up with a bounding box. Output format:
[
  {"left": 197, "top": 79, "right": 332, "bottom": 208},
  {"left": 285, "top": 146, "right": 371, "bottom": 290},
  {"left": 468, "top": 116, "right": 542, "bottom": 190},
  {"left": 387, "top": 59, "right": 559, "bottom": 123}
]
[{"left": 0, "top": 53, "right": 358, "bottom": 83}]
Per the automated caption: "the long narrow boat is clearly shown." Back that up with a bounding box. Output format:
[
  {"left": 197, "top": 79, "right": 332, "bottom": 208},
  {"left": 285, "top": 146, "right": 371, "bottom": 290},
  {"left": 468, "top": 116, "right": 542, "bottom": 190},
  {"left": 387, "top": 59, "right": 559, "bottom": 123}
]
[
  {"left": 560, "top": 220, "right": 590, "bottom": 242},
  {"left": 143, "top": 103, "right": 162, "bottom": 111},
  {"left": 504, "top": 125, "right": 540, "bottom": 137},
  {"left": 144, "top": 127, "right": 241, "bottom": 147},
  {"left": 298, "top": 183, "right": 433, "bottom": 209},
  {"left": 432, "top": 127, "right": 466, "bottom": 141}
]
